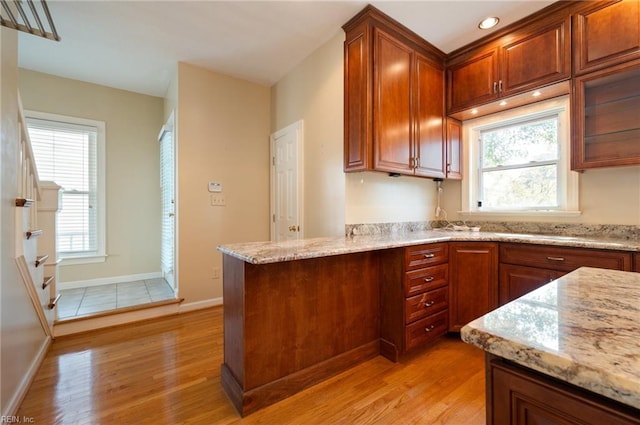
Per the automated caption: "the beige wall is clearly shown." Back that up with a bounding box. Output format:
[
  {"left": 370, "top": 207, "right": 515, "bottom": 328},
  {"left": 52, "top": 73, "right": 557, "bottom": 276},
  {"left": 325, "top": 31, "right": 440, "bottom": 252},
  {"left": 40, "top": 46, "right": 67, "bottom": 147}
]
[
  {"left": 271, "top": 31, "right": 346, "bottom": 237},
  {"left": 176, "top": 63, "right": 270, "bottom": 304},
  {"left": 0, "top": 27, "right": 48, "bottom": 416},
  {"left": 18, "top": 70, "right": 164, "bottom": 283}
]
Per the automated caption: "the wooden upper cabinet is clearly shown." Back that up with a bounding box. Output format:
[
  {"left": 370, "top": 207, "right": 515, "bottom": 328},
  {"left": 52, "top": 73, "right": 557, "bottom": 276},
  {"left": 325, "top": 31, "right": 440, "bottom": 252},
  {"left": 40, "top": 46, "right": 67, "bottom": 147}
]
[
  {"left": 572, "top": 59, "right": 640, "bottom": 169},
  {"left": 500, "top": 15, "right": 571, "bottom": 94},
  {"left": 374, "top": 29, "right": 414, "bottom": 174},
  {"left": 344, "top": 21, "right": 371, "bottom": 171},
  {"left": 343, "top": 6, "right": 446, "bottom": 179},
  {"left": 573, "top": 0, "right": 640, "bottom": 75},
  {"left": 447, "top": 14, "right": 571, "bottom": 113},
  {"left": 445, "top": 118, "right": 462, "bottom": 180},
  {"left": 447, "top": 49, "right": 499, "bottom": 113},
  {"left": 414, "top": 52, "right": 446, "bottom": 178}
]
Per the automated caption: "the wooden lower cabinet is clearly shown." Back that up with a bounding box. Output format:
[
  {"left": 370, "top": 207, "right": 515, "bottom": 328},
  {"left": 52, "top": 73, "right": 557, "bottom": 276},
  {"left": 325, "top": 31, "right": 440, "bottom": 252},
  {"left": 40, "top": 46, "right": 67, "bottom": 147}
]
[
  {"left": 449, "top": 242, "right": 498, "bottom": 331},
  {"left": 635, "top": 253, "right": 640, "bottom": 272},
  {"left": 499, "top": 243, "right": 633, "bottom": 304},
  {"left": 380, "top": 244, "right": 449, "bottom": 361},
  {"left": 488, "top": 356, "right": 640, "bottom": 425},
  {"left": 499, "top": 264, "right": 563, "bottom": 304}
]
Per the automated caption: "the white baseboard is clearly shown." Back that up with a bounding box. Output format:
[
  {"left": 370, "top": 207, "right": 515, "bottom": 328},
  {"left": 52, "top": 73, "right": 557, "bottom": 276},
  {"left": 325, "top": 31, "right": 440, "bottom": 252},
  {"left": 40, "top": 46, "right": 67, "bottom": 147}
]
[
  {"left": 179, "top": 297, "right": 223, "bottom": 313},
  {"left": 2, "top": 336, "right": 51, "bottom": 417},
  {"left": 60, "top": 272, "right": 164, "bottom": 290}
]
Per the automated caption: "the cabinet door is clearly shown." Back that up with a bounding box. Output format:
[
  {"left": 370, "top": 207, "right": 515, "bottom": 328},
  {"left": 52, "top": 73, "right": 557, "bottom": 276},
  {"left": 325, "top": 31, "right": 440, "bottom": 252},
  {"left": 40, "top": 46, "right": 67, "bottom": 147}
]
[
  {"left": 572, "top": 60, "right": 640, "bottom": 169},
  {"left": 449, "top": 242, "right": 498, "bottom": 331},
  {"left": 344, "top": 21, "right": 371, "bottom": 172},
  {"left": 373, "top": 28, "right": 413, "bottom": 174},
  {"left": 499, "top": 264, "right": 561, "bottom": 305},
  {"left": 490, "top": 359, "right": 640, "bottom": 425},
  {"left": 447, "top": 48, "right": 499, "bottom": 113},
  {"left": 414, "top": 53, "right": 445, "bottom": 178},
  {"left": 445, "top": 118, "right": 462, "bottom": 180},
  {"left": 574, "top": 0, "right": 640, "bottom": 75},
  {"left": 500, "top": 16, "right": 571, "bottom": 95}
]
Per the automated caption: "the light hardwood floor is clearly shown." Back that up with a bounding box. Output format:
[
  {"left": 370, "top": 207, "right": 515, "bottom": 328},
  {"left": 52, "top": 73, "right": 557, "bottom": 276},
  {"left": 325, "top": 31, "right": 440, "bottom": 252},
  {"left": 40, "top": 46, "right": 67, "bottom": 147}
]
[{"left": 17, "top": 307, "right": 486, "bottom": 424}]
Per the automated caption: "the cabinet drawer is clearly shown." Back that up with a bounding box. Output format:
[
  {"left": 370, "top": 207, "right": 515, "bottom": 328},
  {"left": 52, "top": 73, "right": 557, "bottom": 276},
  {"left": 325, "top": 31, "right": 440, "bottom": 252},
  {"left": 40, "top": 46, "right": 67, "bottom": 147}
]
[
  {"left": 499, "top": 243, "right": 632, "bottom": 272},
  {"left": 405, "top": 310, "right": 448, "bottom": 351},
  {"left": 405, "top": 286, "right": 448, "bottom": 324},
  {"left": 405, "top": 263, "right": 448, "bottom": 297},
  {"left": 405, "top": 243, "right": 448, "bottom": 270}
]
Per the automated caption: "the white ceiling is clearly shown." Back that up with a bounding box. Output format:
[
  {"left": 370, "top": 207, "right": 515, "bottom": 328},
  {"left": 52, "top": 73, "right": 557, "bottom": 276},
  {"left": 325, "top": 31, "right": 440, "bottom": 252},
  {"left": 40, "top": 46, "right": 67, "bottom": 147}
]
[{"left": 17, "top": 0, "right": 556, "bottom": 98}]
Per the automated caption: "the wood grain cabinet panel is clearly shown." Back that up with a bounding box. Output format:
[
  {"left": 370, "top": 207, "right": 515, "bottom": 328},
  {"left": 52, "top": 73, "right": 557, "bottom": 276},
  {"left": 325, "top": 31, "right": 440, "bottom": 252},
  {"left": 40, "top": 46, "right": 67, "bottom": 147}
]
[
  {"left": 343, "top": 21, "right": 371, "bottom": 171},
  {"left": 447, "top": 49, "right": 499, "bottom": 113},
  {"left": 499, "top": 263, "right": 563, "bottom": 304},
  {"left": 449, "top": 242, "right": 498, "bottom": 332},
  {"left": 500, "top": 15, "right": 571, "bottom": 94},
  {"left": 343, "top": 6, "right": 447, "bottom": 179},
  {"left": 445, "top": 118, "right": 462, "bottom": 180},
  {"left": 573, "top": 0, "right": 640, "bottom": 75},
  {"left": 447, "top": 13, "right": 570, "bottom": 113},
  {"left": 489, "top": 358, "right": 640, "bottom": 425},
  {"left": 499, "top": 243, "right": 633, "bottom": 304},
  {"left": 572, "top": 60, "right": 640, "bottom": 169},
  {"left": 374, "top": 28, "right": 414, "bottom": 174}
]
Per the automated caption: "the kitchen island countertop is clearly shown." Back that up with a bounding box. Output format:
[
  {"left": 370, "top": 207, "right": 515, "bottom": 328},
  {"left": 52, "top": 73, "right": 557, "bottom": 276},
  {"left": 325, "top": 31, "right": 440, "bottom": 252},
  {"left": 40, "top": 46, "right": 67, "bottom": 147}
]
[
  {"left": 218, "top": 230, "right": 639, "bottom": 264},
  {"left": 461, "top": 267, "right": 640, "bottom": 410}
]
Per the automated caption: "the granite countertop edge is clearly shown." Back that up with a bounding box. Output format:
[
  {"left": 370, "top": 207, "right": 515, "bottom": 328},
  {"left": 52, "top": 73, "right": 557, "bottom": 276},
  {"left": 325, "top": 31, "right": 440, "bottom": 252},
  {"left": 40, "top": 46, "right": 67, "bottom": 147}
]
[{"left": 217, "top": 230, "right": 640, "bottom": 264}]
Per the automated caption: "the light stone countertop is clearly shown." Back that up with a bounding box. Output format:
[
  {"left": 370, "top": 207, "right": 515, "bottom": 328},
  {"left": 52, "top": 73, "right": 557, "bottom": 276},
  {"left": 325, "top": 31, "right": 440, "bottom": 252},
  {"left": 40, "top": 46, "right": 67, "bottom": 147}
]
[
  {"left": 217, "top": 230, "right": 639, "bottom": 264},
  {"left": 461, "top": 267, "right": 640, "bottom": 410}
]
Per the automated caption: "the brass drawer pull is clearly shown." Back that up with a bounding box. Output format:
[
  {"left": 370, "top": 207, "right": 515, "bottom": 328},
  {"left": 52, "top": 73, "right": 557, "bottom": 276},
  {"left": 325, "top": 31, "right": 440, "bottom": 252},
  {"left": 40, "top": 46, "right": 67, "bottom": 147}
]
[
  {"left": 424, "top": 324, "right": 435, "bottom": 332},
  {"left": 424, "top": 301, "right": 435, "bottom": 308},
  {"left": 423, "top": 253, "right": 435, "bottom": 259},
  {"left": 424, "top": 276, "right": 435, "bottom": 283},
  {"left": 546, "top": 256, "right": 565, "bottom": 262}
]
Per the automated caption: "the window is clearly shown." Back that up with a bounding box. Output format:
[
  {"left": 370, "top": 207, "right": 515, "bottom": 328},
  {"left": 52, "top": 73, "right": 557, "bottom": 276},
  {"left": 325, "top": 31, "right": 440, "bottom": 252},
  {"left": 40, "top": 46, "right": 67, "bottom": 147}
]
[
  {"left": 26, "top": 111, "right": 106, "bottom": 263},
  {"left": 462, "top": 97, "right": 579, "bottom": 217}
]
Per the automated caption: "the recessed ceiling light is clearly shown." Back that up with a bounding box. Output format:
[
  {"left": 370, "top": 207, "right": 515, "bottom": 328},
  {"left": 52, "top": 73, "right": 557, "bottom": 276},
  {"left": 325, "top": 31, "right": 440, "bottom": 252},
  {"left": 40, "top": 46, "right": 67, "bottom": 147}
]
[
  {"left": 499, "top": 101, "right": 507, "bottom": 106},
  {"left": 478, "top": 17, "right": 500, "bottom": 30},
  {"left": 532, "top": 91, "right": 542, "bottom": 97},
  {"left": 471, "top": 109, "right": 478, "bottom": 115}
]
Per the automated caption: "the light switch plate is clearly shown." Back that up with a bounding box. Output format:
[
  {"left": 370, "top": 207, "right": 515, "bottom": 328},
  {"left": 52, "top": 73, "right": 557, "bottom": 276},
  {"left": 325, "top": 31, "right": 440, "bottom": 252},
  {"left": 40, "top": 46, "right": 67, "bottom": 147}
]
[{"left": 208, "top": 181, "right": 222, "bottom": 192}]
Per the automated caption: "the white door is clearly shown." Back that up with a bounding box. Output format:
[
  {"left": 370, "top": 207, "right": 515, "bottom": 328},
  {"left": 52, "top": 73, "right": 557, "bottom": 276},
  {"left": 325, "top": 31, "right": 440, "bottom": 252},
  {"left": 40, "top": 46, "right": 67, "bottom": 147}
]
[
  {"left": 159, "top": 113, "right": 176, "bottom": 290},
  {"left": 270, "top": 121, "right": 303, "bottom": 242}
]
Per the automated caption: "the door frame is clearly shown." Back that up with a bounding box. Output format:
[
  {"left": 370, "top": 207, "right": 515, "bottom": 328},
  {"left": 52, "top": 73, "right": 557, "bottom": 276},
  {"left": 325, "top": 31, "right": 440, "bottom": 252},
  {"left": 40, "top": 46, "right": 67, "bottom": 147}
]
[
  {"left": 270, "top": 120, "right": 304, "bottom": 241},
  {"left": 158, "top": 111, "right": 178, "bottom": 294}
]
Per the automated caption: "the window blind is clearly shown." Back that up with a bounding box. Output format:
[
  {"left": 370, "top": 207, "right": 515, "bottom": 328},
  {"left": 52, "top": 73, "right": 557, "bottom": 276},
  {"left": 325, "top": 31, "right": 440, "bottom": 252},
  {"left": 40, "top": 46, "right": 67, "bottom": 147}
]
[{"left": 27, "top": 117, "right": 100, "bottom": 257}]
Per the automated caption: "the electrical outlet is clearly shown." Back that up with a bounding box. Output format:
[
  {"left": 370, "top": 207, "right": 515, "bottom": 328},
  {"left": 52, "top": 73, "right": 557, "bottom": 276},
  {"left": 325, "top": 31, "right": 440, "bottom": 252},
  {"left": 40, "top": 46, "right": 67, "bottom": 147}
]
[
  {"left": 210, "top": 194, "right": 226, "bottom": 206},
  {"left": 212, "top": 267, "right": 221, "bottom": 279}
]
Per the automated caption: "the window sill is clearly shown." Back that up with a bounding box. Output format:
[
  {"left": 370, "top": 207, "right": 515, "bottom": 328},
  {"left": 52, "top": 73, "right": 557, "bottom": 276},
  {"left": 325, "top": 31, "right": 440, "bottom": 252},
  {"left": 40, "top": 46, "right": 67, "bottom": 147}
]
[
  {"left": 60, "top": 255, "right": 107, "bottom": 266},
  {"left": 458, "top": 210, "right": 582, "bottom": 219}
]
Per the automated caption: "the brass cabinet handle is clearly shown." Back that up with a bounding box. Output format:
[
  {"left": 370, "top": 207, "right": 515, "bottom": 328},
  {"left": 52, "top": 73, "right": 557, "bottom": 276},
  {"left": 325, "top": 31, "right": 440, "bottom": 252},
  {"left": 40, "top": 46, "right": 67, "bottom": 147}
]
[
  {"left": 493, "top": 81, "right": 498, "bottom": 94},
  {"left": 424, "top": 276, "right": 435, "bottom": 283},
  {"left": 424, "top": 300, "right": 435, "bottom": 308},
  {"left": 424, "top": 324, "right": 435, "bottom": 333},
  {"left": 424, "top": 253, "right": 435, "bottom": 259}
]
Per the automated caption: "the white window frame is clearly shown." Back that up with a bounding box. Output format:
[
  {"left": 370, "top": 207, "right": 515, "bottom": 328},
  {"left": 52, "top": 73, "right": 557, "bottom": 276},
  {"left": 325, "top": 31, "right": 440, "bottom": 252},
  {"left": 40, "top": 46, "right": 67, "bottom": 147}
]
[
  {"left": 460, "top": 96, "right": 580, "bottom": 218},
  {"left": 26, "top": 110, "right": 107, "bottom": 265}
]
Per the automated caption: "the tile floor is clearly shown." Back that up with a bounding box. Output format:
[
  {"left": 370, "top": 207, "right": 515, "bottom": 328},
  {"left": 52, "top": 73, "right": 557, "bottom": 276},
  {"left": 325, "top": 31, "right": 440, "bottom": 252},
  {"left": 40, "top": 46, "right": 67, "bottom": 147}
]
[{"left": 57, "top": 278, "right": 176, "bottom": 319}]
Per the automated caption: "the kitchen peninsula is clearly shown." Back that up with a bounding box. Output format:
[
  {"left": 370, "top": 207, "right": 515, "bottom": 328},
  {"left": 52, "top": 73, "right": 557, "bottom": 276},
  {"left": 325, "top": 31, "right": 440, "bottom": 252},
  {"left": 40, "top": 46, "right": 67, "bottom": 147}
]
[
  {"left": 218, "top": 230, "right": 639, "bottom": 416},
  {"left": 461, "top": 267, "right": 640, "bottom": 424}
]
